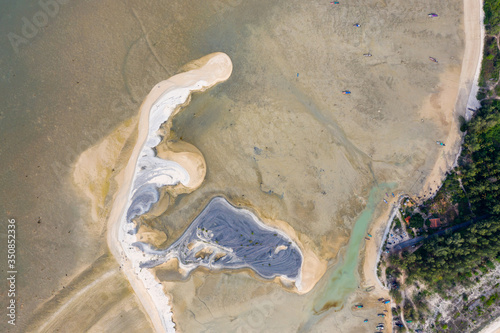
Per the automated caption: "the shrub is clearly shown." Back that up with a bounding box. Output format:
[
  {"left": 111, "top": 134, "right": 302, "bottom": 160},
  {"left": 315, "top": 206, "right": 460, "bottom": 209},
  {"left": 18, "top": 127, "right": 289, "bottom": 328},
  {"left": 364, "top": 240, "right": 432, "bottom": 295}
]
[
  {"left": 459, "top": 116, "right": 467, "bottom": 132},
  {"left": 409, "top": 214, "right": 425, "bottom": 229}
]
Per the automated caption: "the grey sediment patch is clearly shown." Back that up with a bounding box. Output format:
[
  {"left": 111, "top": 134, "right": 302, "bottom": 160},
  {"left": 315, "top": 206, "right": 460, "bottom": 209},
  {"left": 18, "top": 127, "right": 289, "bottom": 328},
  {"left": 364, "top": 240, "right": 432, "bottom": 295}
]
[
  {"left": 127, "top": 184, "right": 160, "bottom": 224},
  {"left": 137, "top": 196, "right": 303, "bottom": 280}
]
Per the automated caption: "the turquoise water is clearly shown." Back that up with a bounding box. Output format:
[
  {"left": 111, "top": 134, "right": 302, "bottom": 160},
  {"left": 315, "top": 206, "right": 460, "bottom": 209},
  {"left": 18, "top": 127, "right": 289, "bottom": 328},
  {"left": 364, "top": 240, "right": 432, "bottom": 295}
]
[
  {"left": 314, "top": 183, "right": 395, "bottom": 313},
  {"left": 298, "top": 183, "right": 394, "bottom": 332}
]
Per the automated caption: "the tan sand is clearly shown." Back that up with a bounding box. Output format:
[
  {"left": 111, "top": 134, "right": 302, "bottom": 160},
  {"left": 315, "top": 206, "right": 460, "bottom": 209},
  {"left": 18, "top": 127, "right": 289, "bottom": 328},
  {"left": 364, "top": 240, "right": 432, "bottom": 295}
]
[
  {"left": 417, "top": 0, "right": 484, "bottom": 200},
  {"left": 156, "top": 140, "right": 206, "bottom": 190},
  {"left": 136, "top": 224, "right": 168, "bottom": 248},
  {"left": 71, "top": 49, "right": 326, "bottom": 332},
  {"left": 106, "top": 52, "right": 233, "bottom": 332},
  {"left": 361, "top": 0, "right": 484, "bottom": 330},
  {"left": 72, "top": 117, "right": 137, "bottom": 235},
  {"left": 481, "top": 317, "right": 500, "bottom": 333},
  {"left": 147, "top": 193, "right": 328, "bottom": 294},
  {"left": 263, "top": 218, "right": 327, "bottom": 294},
  {"left": 26, "top": 255, "right": 154, "bottom": 333},
  {"left": 15, "top": 0, "right": 474, "bottom": 331}
]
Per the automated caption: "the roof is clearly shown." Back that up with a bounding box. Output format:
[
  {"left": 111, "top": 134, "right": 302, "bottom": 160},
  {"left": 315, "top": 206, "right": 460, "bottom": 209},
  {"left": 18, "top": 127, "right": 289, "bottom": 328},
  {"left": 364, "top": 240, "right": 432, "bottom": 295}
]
[
  {"left": 429, "top": 218, "right": 441, "bottom": 228},
  {"left": 405, "top": 216, "right": 411, "bottom": 224}
]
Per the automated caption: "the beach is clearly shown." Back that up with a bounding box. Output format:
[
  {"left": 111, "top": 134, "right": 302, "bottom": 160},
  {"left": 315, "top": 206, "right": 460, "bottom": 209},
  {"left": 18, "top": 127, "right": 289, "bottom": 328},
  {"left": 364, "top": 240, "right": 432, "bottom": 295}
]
[
  {"left": 105, "top": 52, "right": 233, "bottom": 332},
  {"left": 361, "top": 0, "right": 485, "bottom": 329},
  {"left": 105, "top": 48, "right": 331, "bottom": 332},
  {"left": 0, "top": 0, "right": 476, "bottom": 331},
  {"left": 481, "top": 316, "right": 500, "bottom": 333}
]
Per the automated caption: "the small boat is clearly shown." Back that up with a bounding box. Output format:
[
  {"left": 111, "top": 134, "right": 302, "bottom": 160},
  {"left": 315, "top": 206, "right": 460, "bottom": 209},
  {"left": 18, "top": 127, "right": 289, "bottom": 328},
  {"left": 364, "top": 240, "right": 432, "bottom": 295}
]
[
  {"left": 365, "top": 237, "right": 371, "bottom": 240},
  {"left": 353, "top": 23, "right": 361, "bottom": 27},
  {"left": 392, "top": 192, "right": 395, "bottom": 197},
  {"left": 436, "top": 141, "right": 445, "bottom": 146},
  {"left": 428, "top": 13, "right": 439, "bottom": 18},
  {"left": 429, "top": 57, "right": 438, "bottom": 63},
  {"left": 378, "top": 313, "right": 386, "bottom": 317},
  {"left": 383, "top": 199, "right": 388, "bottom": 204},
  {"left": 342, "top": 90, "right": 351, "bottom": 95},
  {"left": 363, "top": 53, "right": 372, "bottom": 57},
  {"left": 368, "top": 233, "right": 372, "bottom": 237},
  {"left": 364, "top": 319, "right": 368, "bottom": 323},
  {"left": 330, "top": 1, "right": 340, "bottom": 4}
]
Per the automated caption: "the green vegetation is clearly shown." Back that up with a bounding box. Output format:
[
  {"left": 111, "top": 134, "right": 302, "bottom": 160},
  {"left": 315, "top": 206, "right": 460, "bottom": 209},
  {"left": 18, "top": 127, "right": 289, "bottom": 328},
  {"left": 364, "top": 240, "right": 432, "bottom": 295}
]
[
  {"left": 460, "top": 102, "right": 500, "bottom": 214},
  {"left": 479, "top": 37, "right": 500, "bottom": 86},
  {"left": 409, "top": 213, "right": 425, "bottom": 229},
  {"left": 459, "top": 115, "right": 467, "bottom": 132},
  {"left": 391, "top": 97, "right": 500, "bottom": 292},
  {"left": 394, "top": 217, "right": 402, "bottom": 229},
  {"left": 484, "top": 0, "right": 500, "bottom": 34},
  {"left": 394, "top": 215, "right": 500, "bottom": 290},
  {"left": 386, "top": 265, "right": 401, "bottom": 278},
  {"left": 385, "top": 3, "right": 500, "bottom": 330},
  {"left": 485, "top": 293, "right": 499, "bottom": 307},
  {"left": 390, "top": 288, "right": 403, "bottom": 303},
  {"left": 403, "top": 302, "right": 417, "bottom": 322},
  {"left": 480, "top": 0, "right": 500, "bottom": 86}
]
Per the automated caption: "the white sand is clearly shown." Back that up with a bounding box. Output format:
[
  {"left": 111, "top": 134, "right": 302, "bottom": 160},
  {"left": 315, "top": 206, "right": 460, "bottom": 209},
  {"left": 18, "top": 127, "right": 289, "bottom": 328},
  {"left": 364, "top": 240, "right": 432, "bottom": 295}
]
[
  {"left": 481, "top": 316, "right": 500, "bottom": 333},
  {"left": 463, "top": 0, "right": 485, "bottom": 120},
  {"left": 106, "top": 52, "right": 233, "bottom": 333}
]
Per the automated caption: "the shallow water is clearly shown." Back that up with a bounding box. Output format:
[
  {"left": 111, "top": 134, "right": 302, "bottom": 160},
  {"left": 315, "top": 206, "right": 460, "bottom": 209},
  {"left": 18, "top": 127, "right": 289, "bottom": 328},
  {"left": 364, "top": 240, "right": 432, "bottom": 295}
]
[
  {"left": 314, "top": 183, "right": 394, "bottom": 312},
  {"left": 0, "top": 0, "right": 464, "bottom": 331}
]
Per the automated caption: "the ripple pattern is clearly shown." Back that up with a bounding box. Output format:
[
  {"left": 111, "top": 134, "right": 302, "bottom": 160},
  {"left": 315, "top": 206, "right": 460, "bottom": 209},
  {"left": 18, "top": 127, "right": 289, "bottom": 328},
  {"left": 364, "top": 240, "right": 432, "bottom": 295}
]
[{"left": 137, "top": 197, "right": 303, "bottom": 280}]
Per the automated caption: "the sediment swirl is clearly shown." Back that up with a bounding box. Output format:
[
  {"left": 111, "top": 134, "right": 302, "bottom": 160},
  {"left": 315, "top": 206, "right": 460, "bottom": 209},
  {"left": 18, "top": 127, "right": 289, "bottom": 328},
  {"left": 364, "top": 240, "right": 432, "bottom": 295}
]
[
  {"left": 108, "top": 52, "right": 307, "bottom": 333},
  {"left": 137, "top": 196, "right": 303, "bottom": 281},
  {"left": 107, "top": 53, "right": 234, "bottom": 332}
]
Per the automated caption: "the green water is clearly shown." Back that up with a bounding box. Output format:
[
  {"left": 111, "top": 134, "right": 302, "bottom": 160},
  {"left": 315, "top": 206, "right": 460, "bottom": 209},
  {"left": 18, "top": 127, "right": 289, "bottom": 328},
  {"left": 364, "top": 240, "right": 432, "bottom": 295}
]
[{"left": 314, "top": 183, "right": 395, "bottom": 313}]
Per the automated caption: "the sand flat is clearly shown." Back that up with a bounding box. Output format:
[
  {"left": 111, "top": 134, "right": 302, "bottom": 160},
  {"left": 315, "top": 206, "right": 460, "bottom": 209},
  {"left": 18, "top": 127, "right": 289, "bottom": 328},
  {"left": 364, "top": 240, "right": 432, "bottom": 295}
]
[
  {"left": 3, "top": 0, "right": 476, "bottom": 332},
  {"left": 106, "top": 52, "right": 233, "bottom": 332}
]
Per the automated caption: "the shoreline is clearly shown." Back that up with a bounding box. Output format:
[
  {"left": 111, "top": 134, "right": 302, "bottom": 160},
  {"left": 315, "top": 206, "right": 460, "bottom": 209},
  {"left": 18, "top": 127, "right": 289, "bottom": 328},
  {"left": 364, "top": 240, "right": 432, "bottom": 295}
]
[
  {"left": 362, "top": 0, "right": 485, "bottom": 324},
  {"left": 106, "top": 52, "right": 233, "bottom": 332},
  {"left": 480, "top": 315, "right": 500, "bottom": 333}
]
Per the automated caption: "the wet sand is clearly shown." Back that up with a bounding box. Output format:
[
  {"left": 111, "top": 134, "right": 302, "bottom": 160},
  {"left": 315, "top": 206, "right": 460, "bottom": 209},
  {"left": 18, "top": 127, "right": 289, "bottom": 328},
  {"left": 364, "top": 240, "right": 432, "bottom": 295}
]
[
  {"left": 361, "top": 0, "right": 484, "bottom": 330},
  {"left": 106, "top": 52, "right": 233, "bottom": 332},
  {"left": 0, "top": 0, "right": 472, "bottom": 332}
]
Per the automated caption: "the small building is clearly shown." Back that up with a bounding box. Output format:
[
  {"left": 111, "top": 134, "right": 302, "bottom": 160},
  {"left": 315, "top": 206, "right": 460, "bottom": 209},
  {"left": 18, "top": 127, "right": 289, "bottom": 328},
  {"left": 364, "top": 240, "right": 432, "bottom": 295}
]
[
  {"left": 405, "top": 216, "right": 411, "bottom": 224},
  {"left": 429, "top": 218, "right": 441, "bottom": 228}
]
